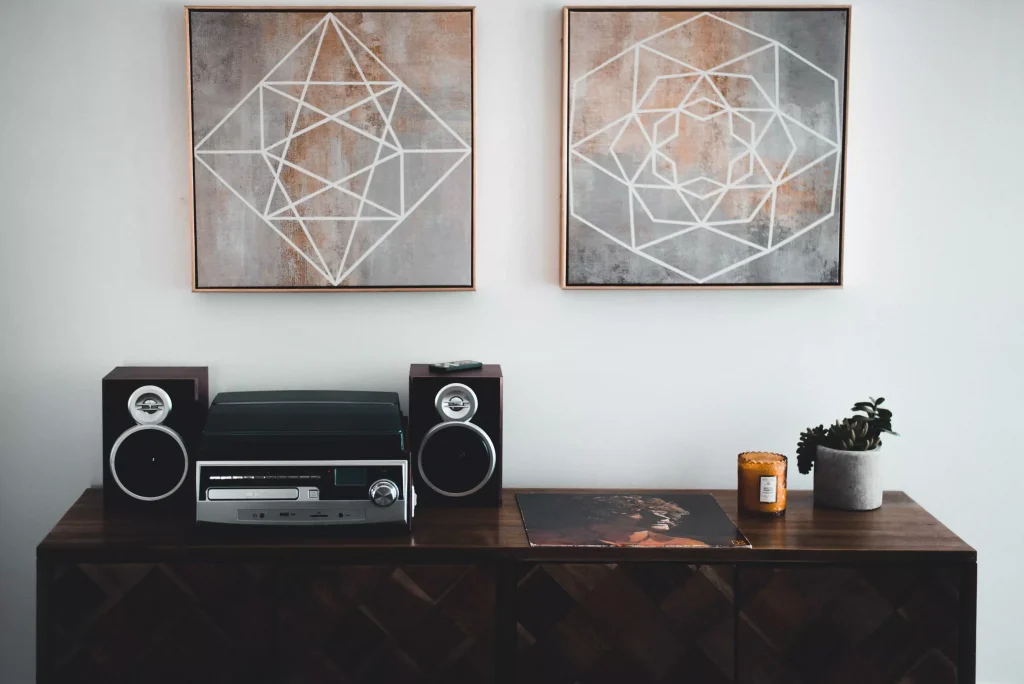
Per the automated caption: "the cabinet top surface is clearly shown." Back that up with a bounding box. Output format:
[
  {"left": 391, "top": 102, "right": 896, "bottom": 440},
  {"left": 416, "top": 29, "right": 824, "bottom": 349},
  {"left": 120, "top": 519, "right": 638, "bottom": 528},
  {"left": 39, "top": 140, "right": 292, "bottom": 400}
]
[{"left": 38, "top": 488, "right": 974, "bottom": 562}]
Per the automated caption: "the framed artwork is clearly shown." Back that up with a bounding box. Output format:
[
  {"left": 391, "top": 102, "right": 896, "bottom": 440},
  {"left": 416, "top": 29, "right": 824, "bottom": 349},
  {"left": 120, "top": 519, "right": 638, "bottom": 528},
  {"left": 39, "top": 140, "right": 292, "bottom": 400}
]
[
  {"left": 561, "top": 7, "right": 850, "bottom": 288},
  {"left": 187, "top": 7, "right": 475, "bottom": 291}
]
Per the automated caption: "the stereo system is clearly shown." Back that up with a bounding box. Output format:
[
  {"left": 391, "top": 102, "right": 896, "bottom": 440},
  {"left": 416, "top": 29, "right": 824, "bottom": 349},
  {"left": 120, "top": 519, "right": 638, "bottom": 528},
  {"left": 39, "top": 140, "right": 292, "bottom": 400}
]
[
  {"left": 409, "top": 364, "right": 503, "bottom": 507},
  {"left": 99, "top": 364, "right": 501, "bottom": 526},
  {"left": 195, "top": 390, "right": 413, "bottom": 529},
  {"left": 102, "top": 367, "right": 209, "bottom": 513}
]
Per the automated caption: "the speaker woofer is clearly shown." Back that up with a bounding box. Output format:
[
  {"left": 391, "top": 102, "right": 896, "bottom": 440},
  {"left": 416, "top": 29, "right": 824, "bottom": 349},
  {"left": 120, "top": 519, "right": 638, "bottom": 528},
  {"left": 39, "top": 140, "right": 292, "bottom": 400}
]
[
  {"left": 109, "top": 424, "right": 189, "bottom": 501},
  {"left": 417, "top": 421, "right": 495, "bottom": 497}
]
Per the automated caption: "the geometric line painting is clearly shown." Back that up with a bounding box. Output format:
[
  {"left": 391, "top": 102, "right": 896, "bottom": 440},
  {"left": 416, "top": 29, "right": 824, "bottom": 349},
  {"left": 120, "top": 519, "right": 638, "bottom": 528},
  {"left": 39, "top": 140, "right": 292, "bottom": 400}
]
[
  {"left": 188, "top": 9, "right": 474, "bottom": 290},
  {"left": 562, "top": 9, "right": 849, "bottom": 288}
]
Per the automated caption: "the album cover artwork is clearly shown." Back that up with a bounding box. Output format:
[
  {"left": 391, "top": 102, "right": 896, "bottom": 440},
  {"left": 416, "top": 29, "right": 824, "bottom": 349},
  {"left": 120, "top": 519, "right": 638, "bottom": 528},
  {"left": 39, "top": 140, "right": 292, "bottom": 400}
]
[{"left": 516, "top": 492, "right": 751, "bottom": 548}]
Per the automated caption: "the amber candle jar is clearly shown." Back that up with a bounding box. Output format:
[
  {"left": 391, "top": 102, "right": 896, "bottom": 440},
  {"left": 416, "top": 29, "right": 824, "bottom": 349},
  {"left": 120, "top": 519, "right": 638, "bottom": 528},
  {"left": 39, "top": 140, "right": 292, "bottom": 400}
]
[{"left": 737, "top": 452, "right": 787, "bottom": 516}]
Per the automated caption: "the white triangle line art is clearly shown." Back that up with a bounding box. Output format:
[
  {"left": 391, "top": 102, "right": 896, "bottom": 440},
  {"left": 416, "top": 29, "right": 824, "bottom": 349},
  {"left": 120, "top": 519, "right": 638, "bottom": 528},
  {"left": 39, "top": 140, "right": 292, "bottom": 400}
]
[
  {"left": 569, "top": 10, "right": 843, "bottom": 283},
  {"left": 266, "top": 151, "right": 400, "bottom": 217},
  {"left": 259, "top": 151, "right": 333, "bottom": 276},
  {"left": 263, "top": 83, "right": 399, "bottom": 142},
  {"left": 333, "top": 17, "right": 471, "bottom": 152},
  {"left": 261, "top": 20, "right": 329, "bottom": 216},
  {"left": 261, "top": 84, "right": 400, "bottom": 152},
  {"left": 195, "top": 15, "right": 330, "bottom": 152},
  {"left": 330, "top": 16, "right": 391, "bottom": 128},
  {"left": 571, "top": 112, "right": 632, "bottom": 150},
  {"left": 779, "top": 110, "right": 840, "bottom": 147},
  {"left": 194, "top": 11, "right": 472, "bottom": 286},
  {"left": 701, "top": 223, "right": 767, "bottom": 251},
  {"left": 572, "top": 210, "right": 700, "bottom": 283},
  {"left": 639, "top": 45, "right": 703, "bottom": 75},
  {"left": 264, "top": 151, "right": 401, "bottom": 220},
  {"left": 572, "top": 12, "right": 712, "bottom": 89},
  {"left": 570, "top": 150, "right": 631, "bottom": 188},
  {"left": 336, "top": 64, "right": 405, "bottom": 283},
  {"left": 337, "top": 150, "right": 470, "bottom": 284},
  {"left": 636, "top": 73, "right": 700, "bottom": 114},
  {"left": 708, "top": 43, "right": 775, "bottom": 75},
  {"left": 196, "top": 154, "right": 332, "bottom": 282},
  {"left": 711, "top": 73, "right": 777, "bottom": 112}
]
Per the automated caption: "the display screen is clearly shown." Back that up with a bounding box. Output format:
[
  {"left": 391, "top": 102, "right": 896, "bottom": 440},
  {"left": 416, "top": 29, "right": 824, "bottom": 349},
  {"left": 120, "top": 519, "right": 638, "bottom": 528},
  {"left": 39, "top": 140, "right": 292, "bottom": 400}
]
[{"left": 334, "top": 467, "right": 367, "bottom": 487}]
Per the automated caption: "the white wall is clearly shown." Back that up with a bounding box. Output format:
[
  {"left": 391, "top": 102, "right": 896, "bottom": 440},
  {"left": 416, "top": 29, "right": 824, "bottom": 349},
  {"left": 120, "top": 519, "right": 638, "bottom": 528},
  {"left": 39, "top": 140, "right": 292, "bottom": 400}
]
[{"left": 1, "top": 0, "right": 1022, "bottom": 681}]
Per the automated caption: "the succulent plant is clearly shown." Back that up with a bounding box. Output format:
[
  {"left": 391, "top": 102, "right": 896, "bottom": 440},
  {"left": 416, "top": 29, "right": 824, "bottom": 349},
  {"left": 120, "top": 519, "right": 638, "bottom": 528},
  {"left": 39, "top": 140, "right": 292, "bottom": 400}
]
[{"left": 796, "top": 397, "right": 897, "bottom": 475}]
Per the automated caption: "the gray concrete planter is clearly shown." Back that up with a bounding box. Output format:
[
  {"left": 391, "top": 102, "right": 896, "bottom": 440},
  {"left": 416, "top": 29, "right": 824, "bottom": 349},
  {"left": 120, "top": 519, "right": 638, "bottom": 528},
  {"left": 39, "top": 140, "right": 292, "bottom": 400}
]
[{"left": 813, "top": 445, "right": 883, "bottom": 511}]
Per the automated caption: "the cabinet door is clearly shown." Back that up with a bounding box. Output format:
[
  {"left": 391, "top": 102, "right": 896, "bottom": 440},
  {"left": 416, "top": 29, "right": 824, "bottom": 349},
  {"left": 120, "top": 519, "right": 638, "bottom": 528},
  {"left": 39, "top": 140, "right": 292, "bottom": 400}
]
[
  {"left": 276, "top": 564, "right": 495, "bottom": 684},
  {"left": 736, "top": 565, "right": 962, "bottom": 684},
  {"left": 46, "top": 562, "right": 274, "bottom": 684},
  {"left": 516, "top": 564, "right": 735, "bottom": 684}
]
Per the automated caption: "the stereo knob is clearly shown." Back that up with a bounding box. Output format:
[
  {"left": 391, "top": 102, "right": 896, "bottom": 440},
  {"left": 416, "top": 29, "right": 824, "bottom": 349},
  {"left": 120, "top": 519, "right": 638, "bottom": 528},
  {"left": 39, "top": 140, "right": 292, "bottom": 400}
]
[{"left": 369, "top": 479, "right": 399, "bottom": 507}]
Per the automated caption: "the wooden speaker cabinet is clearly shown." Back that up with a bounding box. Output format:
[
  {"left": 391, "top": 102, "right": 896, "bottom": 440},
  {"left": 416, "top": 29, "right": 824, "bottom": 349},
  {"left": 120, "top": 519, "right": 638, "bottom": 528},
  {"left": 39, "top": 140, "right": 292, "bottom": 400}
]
[{"left": 408, "top": 364, "right": 503, "bottom": 507}]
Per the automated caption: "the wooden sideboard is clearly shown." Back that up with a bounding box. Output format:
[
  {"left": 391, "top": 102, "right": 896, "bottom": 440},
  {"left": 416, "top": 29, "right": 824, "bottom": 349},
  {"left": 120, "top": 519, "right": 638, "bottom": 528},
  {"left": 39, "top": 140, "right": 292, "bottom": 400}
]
[{"left": 37, "top": 488, "right": 975, "bottom": 684}]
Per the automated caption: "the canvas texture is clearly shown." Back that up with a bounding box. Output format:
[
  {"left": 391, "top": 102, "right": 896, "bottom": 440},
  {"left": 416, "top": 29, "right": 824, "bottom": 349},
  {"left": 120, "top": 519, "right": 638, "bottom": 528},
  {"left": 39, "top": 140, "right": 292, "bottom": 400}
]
[
  {"left": 565, "top": 10, "right": 848, "bottom": 286},
  {"left": 190, "top": 10, "right": 474, "bottom": 289}
]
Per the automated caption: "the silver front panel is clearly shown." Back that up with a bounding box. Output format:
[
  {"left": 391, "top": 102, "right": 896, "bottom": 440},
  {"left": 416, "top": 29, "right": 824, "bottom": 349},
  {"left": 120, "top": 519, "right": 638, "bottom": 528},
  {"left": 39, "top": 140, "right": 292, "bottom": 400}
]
[{"left": 196, "top": 460, "right": 409, "bottom": 526}]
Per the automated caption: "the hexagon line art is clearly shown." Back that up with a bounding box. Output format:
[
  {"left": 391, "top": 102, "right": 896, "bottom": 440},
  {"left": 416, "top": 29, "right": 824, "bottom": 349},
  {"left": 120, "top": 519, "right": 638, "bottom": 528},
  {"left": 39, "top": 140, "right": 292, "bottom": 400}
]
[
  {"left": 194, "top": 13, "right": 471, "bottom": 286},
  {"left": 568, "top": 11, "right": 842, "bottom": 284}
]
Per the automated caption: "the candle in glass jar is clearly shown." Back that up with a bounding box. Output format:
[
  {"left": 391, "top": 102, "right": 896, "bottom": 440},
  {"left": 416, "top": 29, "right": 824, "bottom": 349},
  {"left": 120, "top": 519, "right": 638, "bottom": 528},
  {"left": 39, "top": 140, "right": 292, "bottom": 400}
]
[{"left": 737, "top": 452, "right": 787, "bottom": 516}]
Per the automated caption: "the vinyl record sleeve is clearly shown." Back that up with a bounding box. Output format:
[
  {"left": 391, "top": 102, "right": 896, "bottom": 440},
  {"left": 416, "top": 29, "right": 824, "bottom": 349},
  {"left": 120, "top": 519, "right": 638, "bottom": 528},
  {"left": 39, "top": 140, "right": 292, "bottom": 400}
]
[{"left": 516, "top": 492, "right": 751, "bottom": 548}]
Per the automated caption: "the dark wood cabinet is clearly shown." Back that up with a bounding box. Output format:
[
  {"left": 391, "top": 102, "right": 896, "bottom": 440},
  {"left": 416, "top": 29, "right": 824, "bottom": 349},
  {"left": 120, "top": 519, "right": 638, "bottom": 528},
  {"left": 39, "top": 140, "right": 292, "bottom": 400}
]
[
  {"left": 517, "top": 564, "right": 735, "bottom": 683},
  {"left": 46, "top": 562, "right": 275, "bottom": 683},
  {"left": 275, "top": 564, "right": 494, "bottom": 683},
  {"left": 735, "top": 565, "right": 963, "bottom": 684},
  {"left": 38, "top": 490, "right": 975, "bottom": 683}
]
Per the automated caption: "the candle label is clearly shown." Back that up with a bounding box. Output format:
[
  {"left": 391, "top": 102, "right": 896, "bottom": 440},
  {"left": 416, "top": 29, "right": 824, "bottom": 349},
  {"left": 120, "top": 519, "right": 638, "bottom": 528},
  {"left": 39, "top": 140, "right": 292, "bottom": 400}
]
[{"left": 759, "top": 476, "right": 778, "bottom": 504}]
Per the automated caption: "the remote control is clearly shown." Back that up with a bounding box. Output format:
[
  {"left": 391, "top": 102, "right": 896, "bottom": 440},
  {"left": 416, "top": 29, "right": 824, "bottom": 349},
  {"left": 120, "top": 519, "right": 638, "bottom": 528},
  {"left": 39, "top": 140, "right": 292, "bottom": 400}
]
[{"left": 429, "top": 360, "right": 483, "bottom": 373}]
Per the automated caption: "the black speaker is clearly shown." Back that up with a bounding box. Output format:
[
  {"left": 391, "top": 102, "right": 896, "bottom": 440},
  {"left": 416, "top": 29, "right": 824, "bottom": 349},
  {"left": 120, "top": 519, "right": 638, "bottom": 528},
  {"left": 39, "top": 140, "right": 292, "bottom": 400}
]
[
  {"left": 102, "top": 367, "right": 209, "bottom": 513},
  {"left": 409, "top": 364, "right": 502, "bottom": 507}
]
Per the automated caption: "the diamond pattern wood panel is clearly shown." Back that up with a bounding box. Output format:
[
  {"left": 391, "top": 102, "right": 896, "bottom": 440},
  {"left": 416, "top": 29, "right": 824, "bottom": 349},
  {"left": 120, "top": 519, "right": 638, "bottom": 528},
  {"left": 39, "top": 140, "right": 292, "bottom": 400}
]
[
  {"left": 736, "top": 566, "right": 962, "bottom": 684},
  {"left": 42, "top": 560, "right": 967, "bottom": 684},
  {"left": 47, "top": 562, "right": 275, "bottom": 684},
  {"left": 516, "top": 564, "right": 736, "bottom": 684},
  {"left": 276, "top": 564, "right": 495, "bottom": 684}
]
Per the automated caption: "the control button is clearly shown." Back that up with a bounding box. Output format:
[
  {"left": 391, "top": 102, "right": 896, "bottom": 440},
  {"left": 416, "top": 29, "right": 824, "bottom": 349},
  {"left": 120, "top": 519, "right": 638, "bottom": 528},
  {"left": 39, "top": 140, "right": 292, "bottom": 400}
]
[
  {"left": 308, "top": 489, "right": 319, "bottom": 499},
  {"left": 369, "top": 479, "right": 399, "bottom": 507}
]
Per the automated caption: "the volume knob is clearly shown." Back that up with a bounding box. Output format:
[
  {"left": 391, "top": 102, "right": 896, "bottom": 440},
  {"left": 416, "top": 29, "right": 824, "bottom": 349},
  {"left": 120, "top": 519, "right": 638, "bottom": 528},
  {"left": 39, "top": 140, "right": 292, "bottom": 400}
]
[{"left": 369, "top": 479, "right": 399, "bottom": 507}]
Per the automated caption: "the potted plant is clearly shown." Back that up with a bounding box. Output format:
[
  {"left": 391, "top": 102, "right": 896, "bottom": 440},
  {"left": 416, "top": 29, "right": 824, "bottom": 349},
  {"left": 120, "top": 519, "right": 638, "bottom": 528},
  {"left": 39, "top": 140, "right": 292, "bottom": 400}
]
[{"left": 796, "top": 398, "right": 897, "bottom": 511}]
